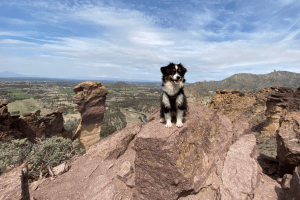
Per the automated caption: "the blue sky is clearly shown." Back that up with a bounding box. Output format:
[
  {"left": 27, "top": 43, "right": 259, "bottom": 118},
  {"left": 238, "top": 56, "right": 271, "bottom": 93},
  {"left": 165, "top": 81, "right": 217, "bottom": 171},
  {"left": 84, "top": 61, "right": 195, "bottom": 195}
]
[{"left": 1, "top": 0, "right": 300, "bottom": 83}]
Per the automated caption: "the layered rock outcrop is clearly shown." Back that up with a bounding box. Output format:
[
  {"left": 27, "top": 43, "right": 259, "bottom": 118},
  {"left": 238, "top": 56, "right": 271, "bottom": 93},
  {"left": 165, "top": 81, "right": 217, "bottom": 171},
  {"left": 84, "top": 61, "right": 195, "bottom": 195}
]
[
  {"left": 0, "top": 103, "right": 22, "bottom": 142},
  {"left": 1, "top": 103, "right": 282, "bottom": 200},
  {"left": 0, "top": 103, "right": 66, "bottom": 143},
  {"left": 73, "top": 81, "right": 108, "bottom": 150},
  {"left": 261, "top": 86, "right": 300, "bottom": 138},
  {"left": 277, "top": 111, "right": 300, "bottom": 176},
  {"left": 20, "top": 110, "right": 66, "bottom": 141},
  {"left": 209, "top": 88, "right": 270, "bottom": 133}
]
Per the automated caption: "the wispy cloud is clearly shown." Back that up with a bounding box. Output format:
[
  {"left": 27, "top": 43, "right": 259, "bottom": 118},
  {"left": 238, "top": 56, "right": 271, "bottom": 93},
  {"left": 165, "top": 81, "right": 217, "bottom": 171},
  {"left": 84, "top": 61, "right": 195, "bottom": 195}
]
[{"left": 0, "top": 0, "right": 300, "bottom": 82}]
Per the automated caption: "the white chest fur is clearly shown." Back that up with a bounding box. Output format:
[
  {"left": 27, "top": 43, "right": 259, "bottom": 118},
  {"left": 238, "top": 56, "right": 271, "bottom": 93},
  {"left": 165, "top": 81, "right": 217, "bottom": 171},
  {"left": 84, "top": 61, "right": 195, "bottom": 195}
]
[{"left": 162, "top": 81, "right": 184, "bottom": 96}]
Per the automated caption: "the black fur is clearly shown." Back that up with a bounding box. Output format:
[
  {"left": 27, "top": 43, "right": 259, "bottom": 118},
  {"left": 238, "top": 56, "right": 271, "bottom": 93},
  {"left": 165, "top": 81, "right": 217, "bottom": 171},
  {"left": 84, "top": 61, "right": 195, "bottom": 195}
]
[
  {"left": 160, "top": 88, "right": 187, "bottom": 118},
  {"left": 161, "top": 63, "right": 186, "bottom": 86},
  {"left": 160, "top": 63, "right": 188, "bottom": 126}
]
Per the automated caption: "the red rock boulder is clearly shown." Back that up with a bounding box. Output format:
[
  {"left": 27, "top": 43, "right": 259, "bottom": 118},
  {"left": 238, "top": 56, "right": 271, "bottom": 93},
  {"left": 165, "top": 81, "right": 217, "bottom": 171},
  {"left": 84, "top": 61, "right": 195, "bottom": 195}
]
[
  {"left": 277, "top": 111, "right": 300, "bottom": 176},
  {"left": 73, "top": 81, "right": 108, "bottom": 150},
  {"left": 134, "top": 103, "right": 235, "bottom": 199},
  {"left": 0, "top": 103, "right": 266, "bottom": 200},
  {"left": 261, "top": 86, "right": 300, "bottom": 137},
  {"left": 0, "top": 104, "right": 65, "bottom": 143},
  {"left": 18, "top": 110, "right": 65, "bottom": 142}
]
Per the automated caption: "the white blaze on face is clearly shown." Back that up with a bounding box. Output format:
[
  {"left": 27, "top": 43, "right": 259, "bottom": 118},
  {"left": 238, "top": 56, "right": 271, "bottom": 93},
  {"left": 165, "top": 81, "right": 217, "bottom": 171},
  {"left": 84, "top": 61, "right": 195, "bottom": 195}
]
[{"left": 173, "top": 64, "right": 180, "bottom": 84}]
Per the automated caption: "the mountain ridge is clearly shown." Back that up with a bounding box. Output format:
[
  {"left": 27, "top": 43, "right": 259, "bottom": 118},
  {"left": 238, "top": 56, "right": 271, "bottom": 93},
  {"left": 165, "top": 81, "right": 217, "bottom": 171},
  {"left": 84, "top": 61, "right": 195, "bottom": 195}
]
[
  {"left": 105, "top": 81, "right": 136, "bottom": 88},
  {"left": 0, "top": 71, "right": 155, "bottom": 82},
  {"left": 189, "top": 70, "right": 300, "bottom": 96},
  {"left": 1, "top": 70, "right": 300, "bottom": 93},
  {"left": 0, "top": 71, "right": 30, "bottom": 78}
]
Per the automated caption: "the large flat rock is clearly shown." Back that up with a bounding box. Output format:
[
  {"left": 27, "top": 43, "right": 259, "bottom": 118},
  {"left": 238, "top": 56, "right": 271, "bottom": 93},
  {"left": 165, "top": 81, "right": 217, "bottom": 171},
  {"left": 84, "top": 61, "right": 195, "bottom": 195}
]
[{"left": 134, "top": 103, "right": 234, "bottom": 200}]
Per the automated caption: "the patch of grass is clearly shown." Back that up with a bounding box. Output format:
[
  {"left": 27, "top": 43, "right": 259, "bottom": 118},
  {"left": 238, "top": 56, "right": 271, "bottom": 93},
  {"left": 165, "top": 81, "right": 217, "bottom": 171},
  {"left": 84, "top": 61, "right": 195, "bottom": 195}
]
[
  {"left": 122, "top": 91, "right": 137, "bottom": 94},
  {"left": 14, "top": 93, "right": 33, "bottom": 98},
  {"left": 8, "top": 98, "right": 51, "bottom": 115},
  {"left": 9, "top": 90, "right": 33, "bottom": 98},
  {"left": 9, "top": 90, "right": 24, "bottom": 93}
]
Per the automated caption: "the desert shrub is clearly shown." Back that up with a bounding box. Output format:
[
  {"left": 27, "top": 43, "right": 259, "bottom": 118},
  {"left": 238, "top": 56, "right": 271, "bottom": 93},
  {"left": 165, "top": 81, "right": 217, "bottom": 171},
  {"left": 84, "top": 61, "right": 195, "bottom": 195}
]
[
  {"left": 29, "top": 137, "right": 83, "bottom": 170},
  {"left": 0, "top": 137, "right": 83, "bottom": 177},
  {"left": 239, "top": 92, "right": 245, "bottom": 97},
  {"left": 64, "top": 118, "right": 80, "bottom": 134},
  {"left": 0, "top": 138, "right": 33, "bottom": 169}
]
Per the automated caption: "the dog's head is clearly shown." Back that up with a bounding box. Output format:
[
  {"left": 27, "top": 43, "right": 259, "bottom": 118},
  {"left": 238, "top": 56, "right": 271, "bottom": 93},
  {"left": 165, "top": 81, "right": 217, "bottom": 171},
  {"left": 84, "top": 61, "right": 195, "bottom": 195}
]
[{"left": 161, "top": 63, "right": 187, "bottom": 85}]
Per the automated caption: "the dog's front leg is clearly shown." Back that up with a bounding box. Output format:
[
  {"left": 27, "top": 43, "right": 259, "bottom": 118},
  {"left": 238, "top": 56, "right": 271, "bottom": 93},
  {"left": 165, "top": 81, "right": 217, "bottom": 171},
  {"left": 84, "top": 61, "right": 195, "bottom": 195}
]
[
  {"left": 165, "top": 112, "right": 172, "bottom": 128},
  {"left": 161, "top": 93, "right": 172, "bottom": 128},
  {"left": 176, "top": 109, "right": 184, "bottom": 127}
]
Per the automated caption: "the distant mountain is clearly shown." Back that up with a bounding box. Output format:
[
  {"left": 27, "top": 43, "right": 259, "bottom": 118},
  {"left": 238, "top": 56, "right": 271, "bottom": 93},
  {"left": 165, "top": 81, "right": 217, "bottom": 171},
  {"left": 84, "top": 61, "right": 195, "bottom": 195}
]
[
  {"left": 105, "top": 81, "right": 136, "bottom": 89},
  {"left": 0, "top": 71, "right": 29, "bottom": 78},
  {"left": 189, "top": 71, "right": 300, "bottom": 96},
  {"left": 0, "top": 71, "right": 155, "bottom": 82},
  {"left": 69, "top": 76, "right": 149, "bottom": 82}
]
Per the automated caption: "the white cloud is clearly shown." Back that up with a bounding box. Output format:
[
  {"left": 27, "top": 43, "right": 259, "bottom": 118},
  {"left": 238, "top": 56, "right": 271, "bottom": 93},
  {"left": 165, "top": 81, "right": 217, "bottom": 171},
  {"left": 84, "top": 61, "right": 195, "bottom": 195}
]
[
  {"left": 75, "top": 6, "right": 153, "bottom": 27},
  {"left": 0, "top": 17, "right": 37, "bottom": 26},
  {"left": 280, "top": 0, "right": 297, "bottom": 5},
  {"left": 0, "top": 31, "right": 20, "bottom": 36},
  {"left": 0, "top": 39, "right": 37, "bottom": 45},
  {"left": 1, "top": 0, "right": 300, "bottom": 82},
  {"left": 130, "top": 31, "right": 174, "bottom": 46}
]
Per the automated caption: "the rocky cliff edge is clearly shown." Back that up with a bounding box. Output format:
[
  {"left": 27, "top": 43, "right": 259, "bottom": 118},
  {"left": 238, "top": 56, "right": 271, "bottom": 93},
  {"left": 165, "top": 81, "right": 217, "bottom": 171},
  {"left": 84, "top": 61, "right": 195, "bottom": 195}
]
[{"left": 0, "top": 103, "right": 289, "bottom": 200}]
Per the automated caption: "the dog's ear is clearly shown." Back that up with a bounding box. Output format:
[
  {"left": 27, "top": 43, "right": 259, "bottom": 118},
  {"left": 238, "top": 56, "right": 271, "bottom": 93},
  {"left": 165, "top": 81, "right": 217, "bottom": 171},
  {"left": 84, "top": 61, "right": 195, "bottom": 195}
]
[
  {"left": 160, "top": 66, "right": 168, "bottom": 74},
  {"left": 179, "top": 63, "right": 187, "bottom": 75},
  {"left": 161, "top": 63, "right": 175, "bottom": 74}
]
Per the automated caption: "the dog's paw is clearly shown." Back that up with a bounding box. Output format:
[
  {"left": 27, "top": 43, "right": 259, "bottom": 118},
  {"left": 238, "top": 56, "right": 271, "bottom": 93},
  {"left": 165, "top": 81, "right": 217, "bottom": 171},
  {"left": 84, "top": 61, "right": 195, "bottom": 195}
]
[
  {"left": 160, "top": 118, "right": 166, "bottom": 123},
  {"left": 176, "top": 121, "right": 183, "bottom": 127},
  {"left": 165, "top": 122, "right": 172, "bottom": 128}
]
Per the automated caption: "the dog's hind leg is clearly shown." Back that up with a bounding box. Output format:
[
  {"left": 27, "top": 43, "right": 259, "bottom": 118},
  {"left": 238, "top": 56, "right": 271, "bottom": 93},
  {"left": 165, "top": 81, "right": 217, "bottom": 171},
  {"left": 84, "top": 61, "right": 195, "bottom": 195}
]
[
  {"left": 161, "top": 93, "right": 172, "bottom": 128},
  {"left": 160, "top": 112, "right": 166, "bottom": 123}
]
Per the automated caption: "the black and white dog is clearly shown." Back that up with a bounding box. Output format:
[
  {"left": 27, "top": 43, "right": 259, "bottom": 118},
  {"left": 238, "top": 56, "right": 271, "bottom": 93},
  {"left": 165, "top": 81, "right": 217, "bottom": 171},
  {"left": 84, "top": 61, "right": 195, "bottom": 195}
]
[{"left": 160, "top": 63, "right": 187, "bottom": 128}]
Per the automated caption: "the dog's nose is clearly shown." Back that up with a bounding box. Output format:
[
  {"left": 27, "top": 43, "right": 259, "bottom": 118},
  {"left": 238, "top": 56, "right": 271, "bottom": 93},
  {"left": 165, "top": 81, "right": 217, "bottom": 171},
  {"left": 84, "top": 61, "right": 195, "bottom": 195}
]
[{"left": 176, "top": 75, "right": 180, "bottom": 80}]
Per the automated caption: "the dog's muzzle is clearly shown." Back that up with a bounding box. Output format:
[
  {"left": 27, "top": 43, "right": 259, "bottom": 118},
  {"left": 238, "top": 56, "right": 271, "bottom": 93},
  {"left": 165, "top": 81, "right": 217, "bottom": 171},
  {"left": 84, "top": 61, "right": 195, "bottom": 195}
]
[{"left": 172, "top": 75, "right": 181, "bottom": 84}]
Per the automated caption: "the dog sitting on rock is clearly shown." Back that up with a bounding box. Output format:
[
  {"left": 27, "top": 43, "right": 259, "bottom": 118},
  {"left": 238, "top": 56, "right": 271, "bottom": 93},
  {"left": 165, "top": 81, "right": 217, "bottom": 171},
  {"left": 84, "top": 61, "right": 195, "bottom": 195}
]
[{"left": 160, "top": 63, "right": 188, "bottom": 128}]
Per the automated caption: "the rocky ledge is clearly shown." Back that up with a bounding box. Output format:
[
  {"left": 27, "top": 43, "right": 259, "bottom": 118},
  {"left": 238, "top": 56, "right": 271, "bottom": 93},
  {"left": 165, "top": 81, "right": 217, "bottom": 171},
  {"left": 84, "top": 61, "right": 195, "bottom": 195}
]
[
  {"left": 261, "top": 86, "right": 300, "bottom": 138},
  {"left": 0, "top": 103, "right": 66, "bottom": 143},
  {"left": 0, "top": 103, "right": 297, "bottom": 200}
]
